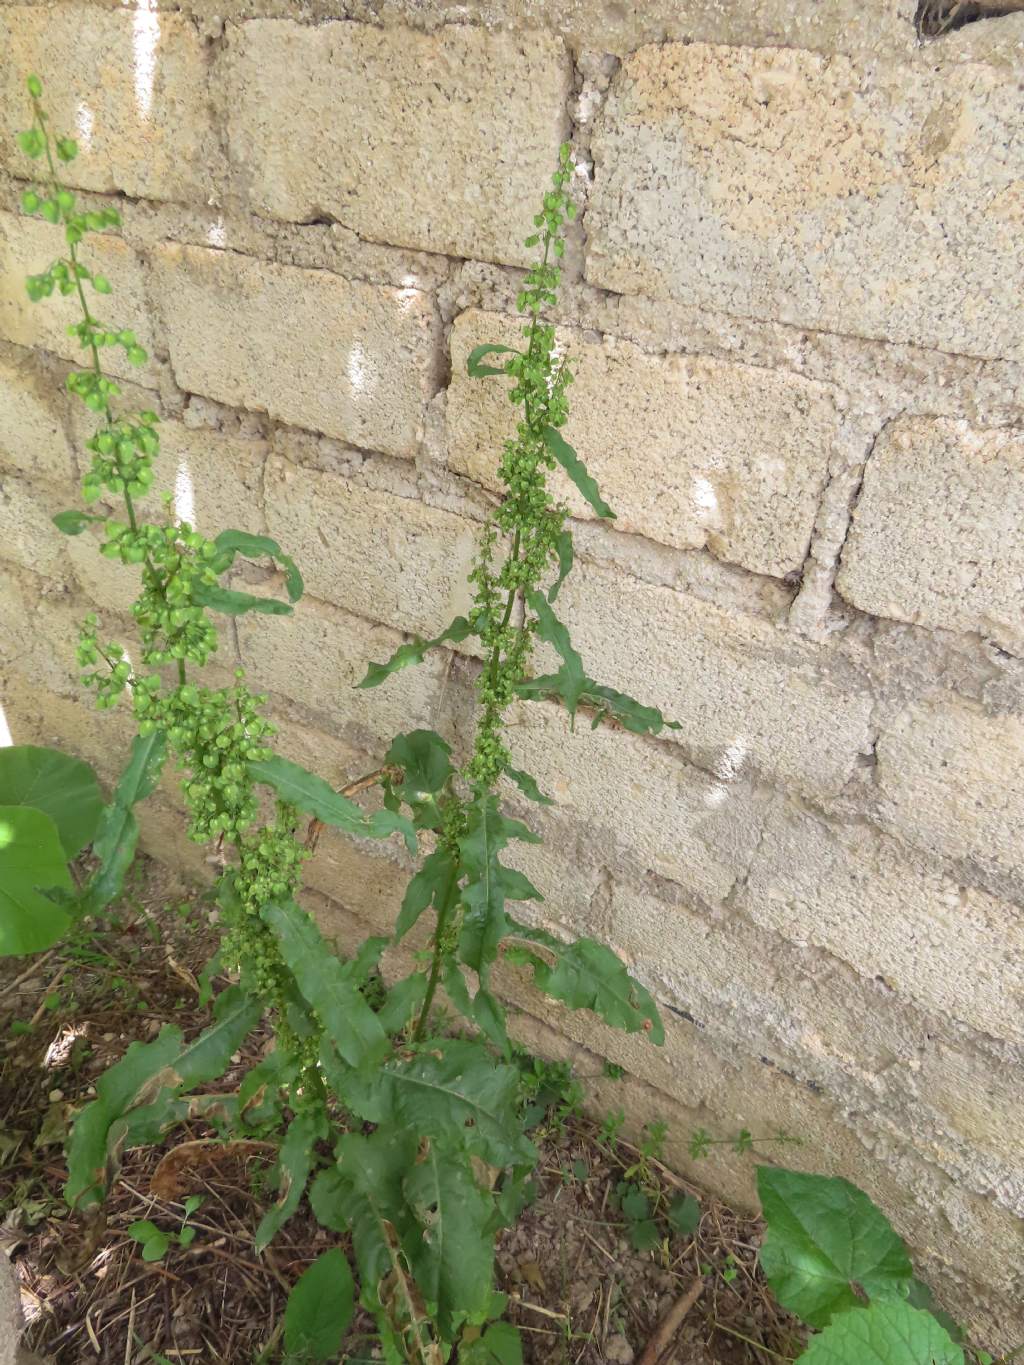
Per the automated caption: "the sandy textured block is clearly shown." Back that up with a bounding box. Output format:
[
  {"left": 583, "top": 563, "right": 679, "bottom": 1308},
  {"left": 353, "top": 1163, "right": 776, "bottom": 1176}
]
[
  {"left": 153, "top": 244, "right": 438, "bottom": 456},
  {"left": 0, "top": 212, "right": 155, "bottom": 381},
  {"left": 737, "top": 802, "right": 1024, "bottom": 1044},
  {"left": 838, "top": 418, "right": 1024, "bottom": 653},
  {"left": 238, "top": 594, "right": 452, "bottom": 752},
  {"left": 264, "top": 455, "right": 478, "bottom": 638},
  {"left": 587, "top": 43, "right": 1024, "bottom": 361},
  {"left": 369, "top": 0, "right": 916, "bottom": 61},
  {"left": 0, "top": 472, "right": 74, "bottom": 580},
  {"left": 225, "top": 21, "right": 570, "bottom": 265},
  {"left": 0, "top": 349, "right": 75, "bottom": 481},
  {"left": 505, "top": 700, "right": 769, "bottom": 902},
  {"left": 0, "top": 569, "right": 91, "bottom": 699},
  {"left": 66, "top": 421, "right": 268, "bottom": 612},
  {"left": 877, "top": 700, "right": 1024, "bottom": 895},
  {"left": 0, "top": 5, "right": 216, "bottom": 203},
  {"left": 555, "top": 560, "right": 874, "bottom": 801},
  {"left": 449, "top": 309, "right": 839, "bottom": 577}
]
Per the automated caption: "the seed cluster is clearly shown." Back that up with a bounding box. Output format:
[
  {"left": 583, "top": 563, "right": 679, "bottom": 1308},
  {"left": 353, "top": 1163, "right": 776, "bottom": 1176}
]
[{"left": 466, "top": 144, "right": 576, "bottom": 791}]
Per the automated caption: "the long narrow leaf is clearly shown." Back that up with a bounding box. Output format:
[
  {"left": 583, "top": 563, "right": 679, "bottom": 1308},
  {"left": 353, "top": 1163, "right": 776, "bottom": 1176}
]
[
  {"left": 542, "top": 425, "right": 615, "bottom": 519},
  {"left": 357, "top": 615, "right": 476, "bottom": 689},
  {"left": 214, "top": 529, "right": 303, "bottom": 602}
]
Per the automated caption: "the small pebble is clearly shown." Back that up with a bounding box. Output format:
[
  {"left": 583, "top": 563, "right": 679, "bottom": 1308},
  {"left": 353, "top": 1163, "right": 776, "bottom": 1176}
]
[
  {"left": 605, "top": 1333, "right": 634, "bottom": 1365},
  {"left": 48, "top": 1089, "right": 63, "bottom": 1103}
]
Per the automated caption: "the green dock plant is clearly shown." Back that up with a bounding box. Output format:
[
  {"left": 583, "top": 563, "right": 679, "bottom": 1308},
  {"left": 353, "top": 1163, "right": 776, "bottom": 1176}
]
[{"left": 16, "top": 84, "right": 673, "bottom": 1360}]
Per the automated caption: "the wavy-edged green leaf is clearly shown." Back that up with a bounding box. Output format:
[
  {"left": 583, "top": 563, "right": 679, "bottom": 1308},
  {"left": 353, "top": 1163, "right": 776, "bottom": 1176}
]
[
  {"left": 386, "top": 729, "right": 454, "bottom": 801},
  {"left": 343, "top": 1038, "right": 535, "bottom": 1169},
  {"left": 797, "top": 1300, "right": 964, "bottom": 1365},
  {"left": 404, "top": 1145, "right": 495, "bottom": 1336},
  {"left": 65, "top": 987, "right": 262, "bottom": 1209},
  {"left": 262, "top": 899, "right": 389, "bottom": 1067},
  {"left": 191, "top": 583, "right": 292, "bottom": 616},
  {"left": 525, "top": 592, "right": 587, "bottom": 718},
  {"left": 310, "top": 1129, "right": 419, "bottom": 1301},
  {"left": 357, "top": 615, "right": 476, "bottom": 689},
  {"left": 0, "top": 744, "right": 102, "bottom": 857},
  {"left": 757, "top": 1167, "right": 913, "bottom": 1329},
  {"left": 0, "top": 806, "right": 72, "bottom": 955},
  {"left": 396, "top": 844, "right": 460, "bottom": 942},
  {"left": 587, "top": 683, "right": 681, "bottom": 736},
  {"left": 53, "top": 509, "right": 106, "bottom": 535},
  {"left": 460, "top": 1323, "right": 524, "bottom": 1365},
  {"left": 256, "top": 1110, "right": 327, "bottom": 1252},
  {"left": 248, "top": 754, "right": 416, "bottom": 852},
  {"left": 284, "top": 1248, "right": 354, "bottom": 1362},
  {"left": 376, "top": 970, "right": 428, "bottom": 1037},
  {"left": 542, "top": 425, "right": 615, "bottom": 519},
  {"left": 467, "top": 342, "right": 521, "bottom": 378},
  {"left": 81, "top": 731, "right": 167, "bottom": 914},
  {"left": 505, "top": 922, "right": 663, "bottom": 1043},
  {"left": 214, "top": 529, "right": 303, "bottom": 602},
  {"left": 548, "top": 529, "right": 574, "bottom": 602},
  {"left": 504, "top": 766, "right": 553, "bottom": 807},
  {"left": 459, "top": 794, "right": 541, "bottom": 979}
]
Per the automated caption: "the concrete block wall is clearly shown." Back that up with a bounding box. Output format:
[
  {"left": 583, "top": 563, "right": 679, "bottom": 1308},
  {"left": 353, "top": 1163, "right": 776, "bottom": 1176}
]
[{"left": 2, "top": 0, "right": 1023, "bottom": 1344}]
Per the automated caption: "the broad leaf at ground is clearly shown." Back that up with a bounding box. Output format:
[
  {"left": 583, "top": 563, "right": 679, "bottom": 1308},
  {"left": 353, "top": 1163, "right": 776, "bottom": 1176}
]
[
  {"left": 65, "top": 987, "right": 262, "bottom": 1208},
  {"left": 0, "top": 805, "right": 73, "bottom": 955},
  {"left": 404, "top": 1145, "right": 495, "bottom": 1336},
  {"left": 249, "top": 754, "right": 415, "bottom": 850},
  {"left": 386, "top": 729, "right": 454, "bottom": 801},
  {"left": 81, "top": 731, "right": 167, "bottom": 914},
  {"left": 310, "top": 1129, "right": 419, "bottom": 1300},
  {"left": 283, "top": 1248, "right": 354, "bottom": 1361},
  {"left": 757, "top": 1167, "right": 913, "bottom": 1328},
  {"left": 357, "top": 615, "right": 477, "bottom": 689},
  {"left": 0, "top": 744, "right": 102, "bottom": 857},
  {"left": 255, "top": 1110, "right": 327, "bottom": 1252},
  {"left": 505, "top": 921, "right": 663, "bottom": 1043},
  {"left": 460, "top": 1323, "right": 524, "bottom": 1365},
  {"left": 343, "top": 1038, "right": 535, "bottom": 1168},
  {"left": 262, "top": 899, "right": 390, "bottom": 1067},
  {"left": 796, "top": 1301, "right": 964, "bottom": 1365}
]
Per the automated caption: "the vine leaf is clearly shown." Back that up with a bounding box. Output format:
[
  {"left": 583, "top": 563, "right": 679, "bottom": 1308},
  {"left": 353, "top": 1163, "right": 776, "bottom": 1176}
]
[
  {"left": 0, "top": 806, "right": 72, "bottom": 955},
  {"left": 284, "top": 1248, "right": 354, "bottom": 1362},
  {"left": 52, "top": 509, "right": 106, "bottom": 535},
  {"left": 0, "top": 744, "right": 102, "bottom": 858},
  {"left": 358, "top": 615, "right": 477, "bottom": 689},
  {"left": 756, "top": 1167, "right": 914, "bottom": 1329},
  {"left": 249, "top": 754, "right": 416, "bottom": 852},
  {"left": 262, "top": 899, "right": 390, "bottom": 1067},
  {"left": 342, "top": 1038, "right": 536, "bottom": 1169},
  {"left": 404, "top": 1145, "right": 496, "bottom": 1337},
  {"left": 541, "top": 425, "right": 615, "bottom": 520},
  {"left": 396, "top": 845, "right": 460, "bottom": 943},
  {"left": 466, "top": 343, "right": 521, "bottom": 378},
  {"left": 796, "top": 1301, "right": 964, "bottom": 1365},
  {"left": 505, "top": 921, "right": 663, "bottom": 1043},
  {"left": 214, "top": 529, "right": 303, "bottom": 602},
  {"left": 65, "top": 986, "right": 261, "bottom": 1209},
  {"left": 191, "top": 583, "right": 293, "bottom": 617},
  {"left": 459, "top": 794, "right": 541, "bottom": 980},
  {"left": 81, "top": 730, "right": 167, "bottom": 915},
  {"left": 255, "top": 1110, "right": 327, "bottom": 1252}
]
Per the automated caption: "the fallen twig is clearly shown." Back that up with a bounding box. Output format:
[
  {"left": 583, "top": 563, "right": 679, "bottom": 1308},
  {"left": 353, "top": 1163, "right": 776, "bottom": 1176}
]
[{"left": 636, "top": 1276, "right": 704, "bottom": 1365}]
